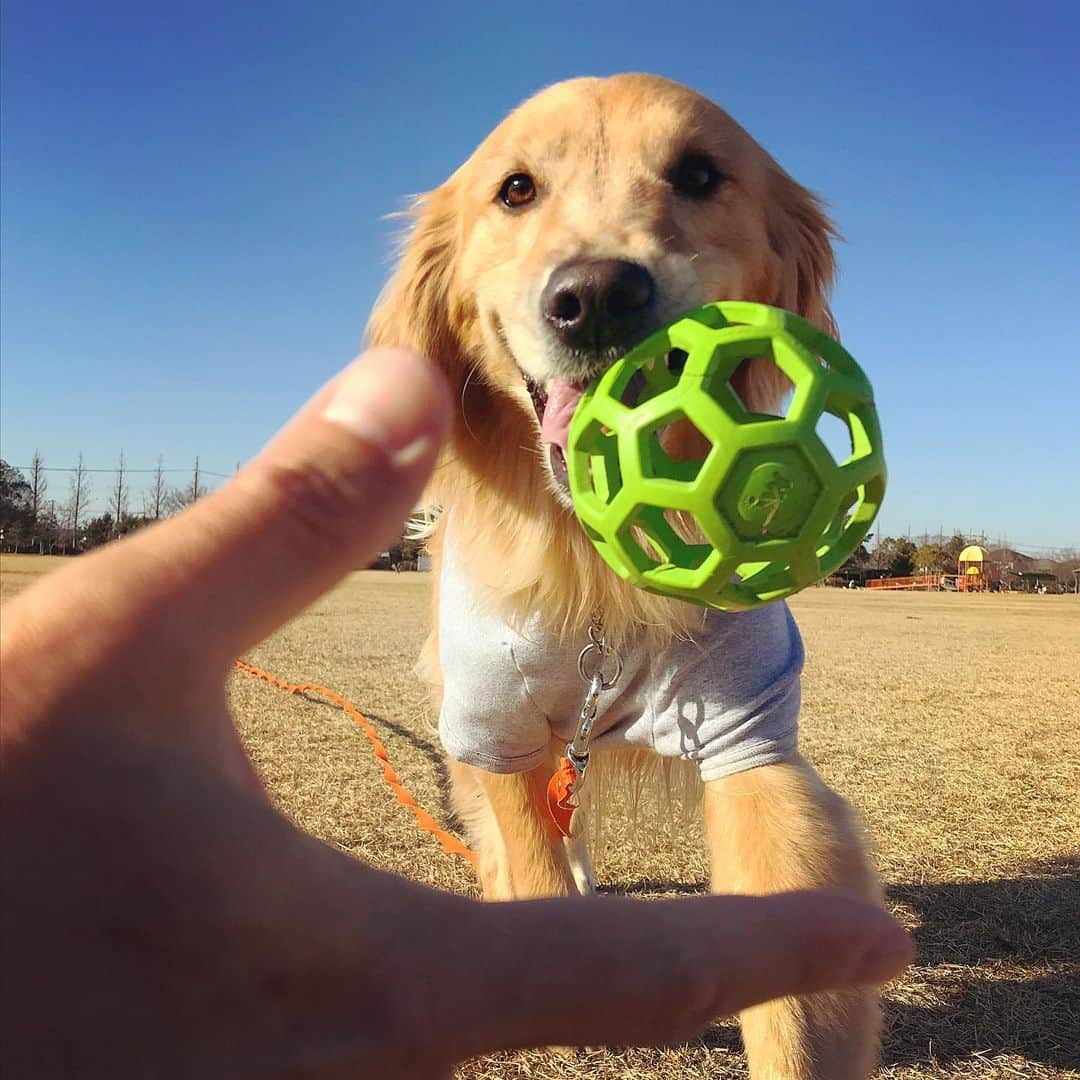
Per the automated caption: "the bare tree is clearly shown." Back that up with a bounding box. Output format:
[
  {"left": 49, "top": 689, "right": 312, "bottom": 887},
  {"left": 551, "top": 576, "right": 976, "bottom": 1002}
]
[
  {"left": 108, "top": 450, "right": 128, "bottom": 534},
  {"left": 40, "top": 499, "right": 62, "bottom": 554},
  {"left": 64, "top": 453, "right": 90, "bottom": 552},
  {"left": 27, "top": 451, "right": 48, "bottom": 551},
  {"left": 166, "top": 455, "right": 208, "bottom": 513},
  {"left": 144, "top": 456, "right": 169, "bottom": 520},
  {"left": 28, "top": 450, "right": 47, "bottom": 520}
]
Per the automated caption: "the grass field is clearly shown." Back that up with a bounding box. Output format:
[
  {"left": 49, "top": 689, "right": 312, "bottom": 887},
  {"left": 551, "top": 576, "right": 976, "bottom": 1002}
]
[{"left": 3, "top": 555, "right": 1078, "bottom": 1078}]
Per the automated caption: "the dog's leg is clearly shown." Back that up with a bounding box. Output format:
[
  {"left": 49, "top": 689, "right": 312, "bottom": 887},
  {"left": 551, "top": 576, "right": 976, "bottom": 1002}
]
[
  {"left": 563, "top": 831, "right": 596, "bottom": 895},
  {"left": 703, "top": 754, "right": 882, "bottom": 1080},
  {"left": 450, "top": 760, "right": 576, "bottom": 899},
  {"left": 448, "top": 760, "right": 513, "bottom": 899}
]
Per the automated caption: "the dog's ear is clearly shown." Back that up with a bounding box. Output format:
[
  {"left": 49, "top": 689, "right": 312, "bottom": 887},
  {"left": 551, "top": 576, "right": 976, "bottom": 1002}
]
[
  {"left": 367, "top": 178, "right": 505, "bottom": 497},
  {"left": 767, "top": 167, "right": 839, "bottom": 338},
  {"left": 735, "top": 166, "right": 839, "bottom": 414},
  {"left": 366, "top": 180, "right": 466, "bottom": 378}
]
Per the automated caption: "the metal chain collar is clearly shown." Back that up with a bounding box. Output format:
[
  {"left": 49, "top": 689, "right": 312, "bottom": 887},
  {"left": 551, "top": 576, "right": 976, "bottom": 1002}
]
[{"left": 566, "top": 613, "right": 623, "bottom": 781}]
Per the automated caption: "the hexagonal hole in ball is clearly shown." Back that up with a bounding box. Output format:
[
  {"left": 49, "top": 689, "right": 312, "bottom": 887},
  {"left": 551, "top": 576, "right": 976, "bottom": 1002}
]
[
  {"left": 816, "top": 408, "right": 854, "bottom": 467},
  {"left": 622, "top": 505, "right": 713, "bottom": 571},
  {"left": 574, "top": 418, "right": 623, "bottom": 504},
  {"left": 617, "top": 351, "right": 682, "bottom": 409},
  {"left": 662, "top": 507, "right": 714, "bottom": 569},
  {"left": 702, "top": 337, "right": 789, "bottom": 423},
  {"left": 641, "top": 410, "right": 714, "bottom": 484}
]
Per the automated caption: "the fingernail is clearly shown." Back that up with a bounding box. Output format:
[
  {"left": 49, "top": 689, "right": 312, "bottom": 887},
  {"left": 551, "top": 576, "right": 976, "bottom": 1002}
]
[
  {"left": 322, "top": 348, "right": 445, "bottom": 467},
  {"left": 856, "top": 924, "right": 914, "bottom": 985}
]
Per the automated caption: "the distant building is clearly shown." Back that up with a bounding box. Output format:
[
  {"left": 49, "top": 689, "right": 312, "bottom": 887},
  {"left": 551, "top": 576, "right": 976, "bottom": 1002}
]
[{"left": 988, "top": 547, "right": 1060, "bottom": 591}]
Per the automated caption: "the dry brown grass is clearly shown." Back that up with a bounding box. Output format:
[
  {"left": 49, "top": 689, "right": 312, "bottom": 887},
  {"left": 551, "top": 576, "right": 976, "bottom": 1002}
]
[{"left": 3, "top": 555, "right": 1078, "bottom": 1078}]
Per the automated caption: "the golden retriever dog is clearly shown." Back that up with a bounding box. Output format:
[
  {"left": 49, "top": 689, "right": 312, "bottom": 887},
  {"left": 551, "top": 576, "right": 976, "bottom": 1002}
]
[{"left": 368, "top": 74, "right": 883, "bottom": 1078}]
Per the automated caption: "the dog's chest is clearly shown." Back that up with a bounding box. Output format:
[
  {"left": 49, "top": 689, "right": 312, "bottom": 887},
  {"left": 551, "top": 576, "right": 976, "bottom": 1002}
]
[{"left": 437, "top": 540, "right": 804, "bottom": 780}]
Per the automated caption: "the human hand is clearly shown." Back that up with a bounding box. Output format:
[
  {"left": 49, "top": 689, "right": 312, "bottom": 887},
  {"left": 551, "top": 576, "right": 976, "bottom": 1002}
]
[{"left": 1, "top": 347, "right": 912, "bottom": 1077}]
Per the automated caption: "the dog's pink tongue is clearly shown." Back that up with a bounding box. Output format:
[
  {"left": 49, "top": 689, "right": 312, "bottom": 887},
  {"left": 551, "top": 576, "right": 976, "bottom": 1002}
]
[{"left": 540, "top": 380, "right": 585, "bottom": 453}]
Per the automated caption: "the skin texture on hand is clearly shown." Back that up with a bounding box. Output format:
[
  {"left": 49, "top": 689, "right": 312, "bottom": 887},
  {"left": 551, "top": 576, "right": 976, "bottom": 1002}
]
[{"left": 0, "top": 348, "right": 912, "bottom": 1078}]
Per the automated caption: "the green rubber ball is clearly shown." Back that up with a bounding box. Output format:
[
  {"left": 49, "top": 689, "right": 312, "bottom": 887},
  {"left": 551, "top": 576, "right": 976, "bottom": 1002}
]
[{"left": 566, "top": 301, "right": 886, "bottom": 611}]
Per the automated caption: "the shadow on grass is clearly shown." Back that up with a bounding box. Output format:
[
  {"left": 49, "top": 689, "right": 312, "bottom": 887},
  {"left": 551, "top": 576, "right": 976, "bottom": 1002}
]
[
  {"left": 883, "top": 857, "right": 1079, "bottom": 1070},
  {"left": 600, "top": 858, "right": 1080, "bottom": 1070},
  {"left": 296, "top": 693, "right": 465, "bottom": 837}
]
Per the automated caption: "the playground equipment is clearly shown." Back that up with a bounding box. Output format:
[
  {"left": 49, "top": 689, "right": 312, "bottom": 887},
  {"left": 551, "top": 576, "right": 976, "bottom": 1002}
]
[
  {"left": 866, "top": 573, "right": 945, "bottom": 591},
  {"left": 957, "top": 544, "right": 997, "bottom": 592},
  {"left": 864, "top": 544, "right": 1003, "bottom": 592}
]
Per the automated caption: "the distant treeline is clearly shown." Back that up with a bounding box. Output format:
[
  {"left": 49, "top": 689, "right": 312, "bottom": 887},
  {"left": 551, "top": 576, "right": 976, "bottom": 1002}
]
[
  {"left": 0, "top": 454, "right": 216, "bottom": 554},
  {"left": 2, "top": 457, "right": 1077, "bottom": 588}
]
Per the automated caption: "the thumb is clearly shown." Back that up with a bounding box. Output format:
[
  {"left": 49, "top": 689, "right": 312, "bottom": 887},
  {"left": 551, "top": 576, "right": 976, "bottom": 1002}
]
[
  {"left": 440, "top": 890, "right": 912, "bottom": 1057},
  {"left": 190, "top": 346, "right": 452, "bottom": 658},
  {"left": 71, "top": 347, "right": 451, "bottom": 666}
]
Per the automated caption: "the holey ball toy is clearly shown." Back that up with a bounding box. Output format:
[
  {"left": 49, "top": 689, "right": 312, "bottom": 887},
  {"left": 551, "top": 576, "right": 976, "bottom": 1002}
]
[{"left": 566, "top": 301, "right": 886, "bottom": 611}]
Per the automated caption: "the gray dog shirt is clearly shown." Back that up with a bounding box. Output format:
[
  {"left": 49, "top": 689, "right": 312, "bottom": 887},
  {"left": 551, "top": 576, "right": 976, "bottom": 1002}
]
[{"left": 438, "top": 539, "right": 803, "bottom": 783}]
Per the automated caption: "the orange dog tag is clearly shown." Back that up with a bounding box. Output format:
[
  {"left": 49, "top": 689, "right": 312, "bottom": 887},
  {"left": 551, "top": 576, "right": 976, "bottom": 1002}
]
[{"left": 546, "top": 756, "right": 579, "bottom": 838}]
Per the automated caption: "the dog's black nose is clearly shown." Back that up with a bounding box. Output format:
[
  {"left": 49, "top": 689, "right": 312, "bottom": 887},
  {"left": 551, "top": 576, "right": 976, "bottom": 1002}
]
[{"left": 541, "top": 259, "right": 655, "bottom": 352}]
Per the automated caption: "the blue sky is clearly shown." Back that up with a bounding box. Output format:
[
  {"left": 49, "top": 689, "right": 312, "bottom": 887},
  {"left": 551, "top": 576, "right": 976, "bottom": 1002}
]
[{"left": 2, "top": 1, "right": 1078, "bottom": 550}]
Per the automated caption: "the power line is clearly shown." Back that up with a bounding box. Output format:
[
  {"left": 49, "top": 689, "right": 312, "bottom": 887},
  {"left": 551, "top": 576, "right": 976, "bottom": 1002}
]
[{"left": 9, "top": 465, "right": 234, "bottom": 479}]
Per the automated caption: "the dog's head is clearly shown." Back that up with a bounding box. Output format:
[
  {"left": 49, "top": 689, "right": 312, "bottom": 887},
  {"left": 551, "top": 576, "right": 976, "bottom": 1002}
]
[{"left": 368, "top": 74, "right": 837, "bottom": 509}]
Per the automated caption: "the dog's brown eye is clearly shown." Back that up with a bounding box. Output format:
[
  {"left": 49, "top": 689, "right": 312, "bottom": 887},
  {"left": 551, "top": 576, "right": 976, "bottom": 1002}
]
[
  {"left": 498, "top": 172, "right": 537, "bottom": 209},
  {"left": 668, "top": 153, "right": 725, "bottom": 199}
]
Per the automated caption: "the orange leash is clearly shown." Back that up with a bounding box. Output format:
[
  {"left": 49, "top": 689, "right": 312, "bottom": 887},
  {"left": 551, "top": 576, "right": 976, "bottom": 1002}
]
[{"left": 234, "top": 660, "right": 478, "bottom": 868}]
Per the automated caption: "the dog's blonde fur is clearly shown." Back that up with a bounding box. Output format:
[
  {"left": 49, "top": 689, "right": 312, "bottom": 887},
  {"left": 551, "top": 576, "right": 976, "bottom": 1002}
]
[{"left": 368, "top": 74, "right": 882, "bottom": 1078}]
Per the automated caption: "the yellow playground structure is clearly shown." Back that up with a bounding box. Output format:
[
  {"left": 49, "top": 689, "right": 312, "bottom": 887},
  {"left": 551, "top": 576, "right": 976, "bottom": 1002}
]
[{"left": 956, "top": 544, "right": 998, "bottom": 592}]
